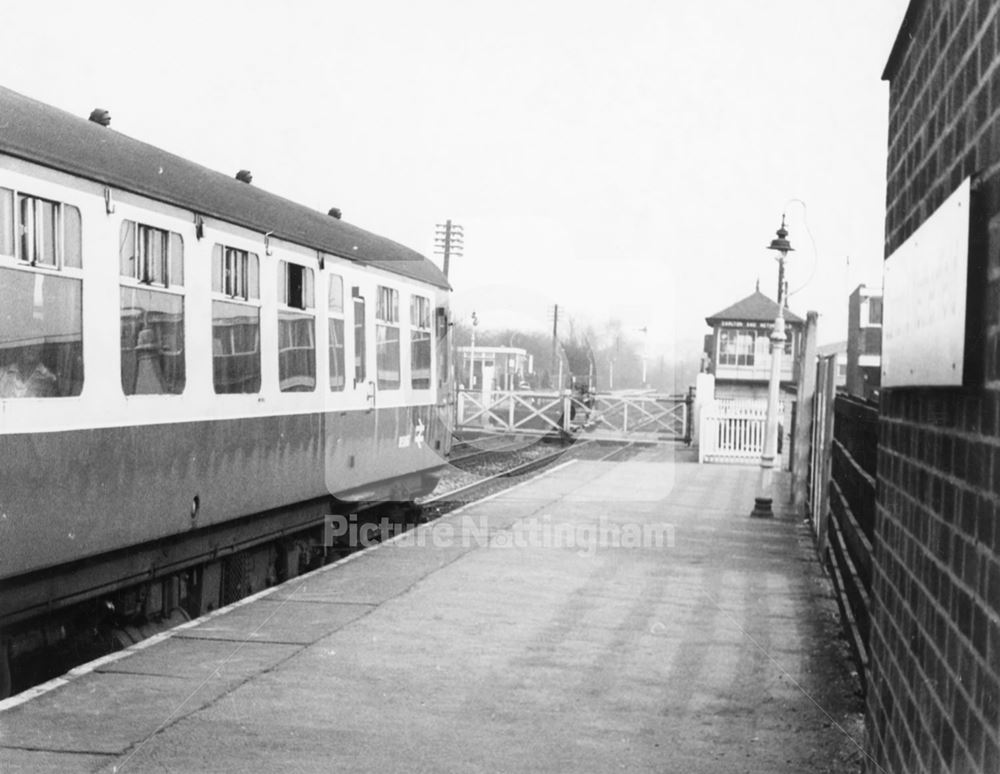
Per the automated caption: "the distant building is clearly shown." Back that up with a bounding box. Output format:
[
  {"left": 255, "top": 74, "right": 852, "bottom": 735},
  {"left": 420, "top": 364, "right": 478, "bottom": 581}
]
[
  {"left": 845, "top": 284, "right": 881, "bottom": 400},
  {"left": 457, "top": 346, "right": 532, "bottom": 391},
  {"left": 816, "top": 340, "right": 847, "bottom": 390},
  {"left": 703, "top": 288, "right": 805, "bottom": 402}
]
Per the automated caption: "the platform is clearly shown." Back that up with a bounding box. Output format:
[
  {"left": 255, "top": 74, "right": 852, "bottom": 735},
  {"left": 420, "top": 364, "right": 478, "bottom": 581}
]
[{"left": 0, "top": 448, "right": 864, "bottom": 773}]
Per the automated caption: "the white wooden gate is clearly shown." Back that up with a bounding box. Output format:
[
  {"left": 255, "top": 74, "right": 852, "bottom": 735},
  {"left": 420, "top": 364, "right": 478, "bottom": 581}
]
[
  {"left": 698, "top": 401, "right": 784, "bottom": 464},
  {"left": 455, "top": 389, "right": 692, "bottom": 442}
]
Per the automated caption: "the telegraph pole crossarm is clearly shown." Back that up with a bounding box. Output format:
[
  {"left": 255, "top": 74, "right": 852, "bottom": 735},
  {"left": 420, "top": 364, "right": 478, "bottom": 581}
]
[{"left": 434, "top": 220, "right": 464, "bottom": 279}]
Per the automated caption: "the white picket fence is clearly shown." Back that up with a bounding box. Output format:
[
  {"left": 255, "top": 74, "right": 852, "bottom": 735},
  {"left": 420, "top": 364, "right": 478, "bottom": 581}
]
[{"left": 698, "top": 401, "right": 782, "bottom": 464}]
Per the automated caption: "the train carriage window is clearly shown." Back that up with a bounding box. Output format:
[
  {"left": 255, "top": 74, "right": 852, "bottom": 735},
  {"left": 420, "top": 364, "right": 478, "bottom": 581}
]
[
  {"left": 212, "top": 301, "right": 261, "bottom": 394},
  {"left": 63, "top": 206, "right": 82, "bottom": 268},
  {"left": 279, "top": 261, "right": 314, "bottom": 311},
  {"left": 119, "top": 221, "right": 183, "bottom": 288},
  {"left": 328, "top": 274, "right": 345, "bottom": 391},
  {"left": 0, "top": 188, "right": 12, "bottom": 256},
  {"left": 2, "top": 190, "right": 82, "bottom": 269},
  {"left": 353, "top": 288, "right": 366, "bottom": 384},
  {"left": 0, "top": 267, "right": 83, "bottom": 398},
  {"left": 410, "top": 294, "right": 431, "bottom": 390},
  {"left": 376, "top": 285, "right": 400, "bottom": 390},
  {"left": 211, "top": 245, "right": 261, "bottom": 393},
  {"left": 0, "top": 189, "right": 84, "bottom": 398},
  {"left": 120, "top": 288, "right": 185, "bottom": 394},
  {"left": 19, "top": 195, "right": 57, "bottom": 267},
  {"left": 278, "top": 260, "right": 315, "bottom": 392},
  {"left": 119, "top": 220, "right": 185, "bottom": 394},
  {"left": 212, "top": 245, "right": 260, "bottom": 301}
]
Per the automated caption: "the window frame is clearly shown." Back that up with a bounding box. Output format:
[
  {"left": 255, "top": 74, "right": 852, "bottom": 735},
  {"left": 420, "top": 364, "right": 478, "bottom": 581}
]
[
  {"left": 353, "top": 288, "right": 367, "bottom": 385},
  {"left": 213, "top": 244, "right": 260, "bottom": 302},
  {"left": 119, "top": 220, "right": 183, "bottom": 289},
  {"left": 375, "top": 285, "right": 401, "bottom": 390},
  {"left": 410, "top": 293, "right": 432, "bottom": 390},
  {"left": 0, "top": 186, "right": 83, "bottom": 274},
  {"left": 277, "top": 259, "right": 317, "bottom": 393},
  {"left": 118, "top": 218, "right": 186, "bottom": 396},
  {"left": 211, "top": 243, "right": 262, "bottom": 395},
  {"left": 328, "top": 273, "right": 346, "bottom": 392}
]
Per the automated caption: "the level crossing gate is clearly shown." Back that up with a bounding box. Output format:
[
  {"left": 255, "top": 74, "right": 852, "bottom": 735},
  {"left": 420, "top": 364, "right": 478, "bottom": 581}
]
[{"left": 455, "top": 389, "right": 693, "bottom": 444}]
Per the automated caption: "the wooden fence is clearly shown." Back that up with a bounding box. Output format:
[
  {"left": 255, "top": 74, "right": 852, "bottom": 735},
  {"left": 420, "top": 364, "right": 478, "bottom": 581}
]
[{"left": 803, "top": 355, "right": 877, "bottom": 691}]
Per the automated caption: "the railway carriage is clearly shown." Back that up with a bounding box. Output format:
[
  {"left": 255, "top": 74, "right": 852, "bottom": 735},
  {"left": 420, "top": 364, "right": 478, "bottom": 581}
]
[{"left": 0, "top": 86, "right": 453, "bottom": 696}]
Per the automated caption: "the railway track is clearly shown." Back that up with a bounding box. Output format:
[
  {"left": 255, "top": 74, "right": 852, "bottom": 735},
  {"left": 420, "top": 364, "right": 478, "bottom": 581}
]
[
  {"left": 422, "top": 438, "right": 639, "bottom": 516},
  {"left": 446, "top": 433, "right": 542, "bottom": 464}
]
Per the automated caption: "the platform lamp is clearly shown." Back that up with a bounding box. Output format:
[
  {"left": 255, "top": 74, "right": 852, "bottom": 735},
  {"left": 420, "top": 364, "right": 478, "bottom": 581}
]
[{"left": 750, "top": 215, "right": 794, "bottom": 518}]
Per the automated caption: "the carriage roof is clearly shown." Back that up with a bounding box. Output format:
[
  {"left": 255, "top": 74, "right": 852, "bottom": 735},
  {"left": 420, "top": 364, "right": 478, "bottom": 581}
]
[{"left": 0, "top": 85, "right": 449, "bottom": 290}]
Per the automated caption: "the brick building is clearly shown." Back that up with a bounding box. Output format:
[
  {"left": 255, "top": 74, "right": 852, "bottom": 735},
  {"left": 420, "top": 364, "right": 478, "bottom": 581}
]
[
  {"left": 846, "top": 284, "right": 882, "bottom": 401},
  {"left": 869, "top": 2, "right": 1000, "bottom": 772}
]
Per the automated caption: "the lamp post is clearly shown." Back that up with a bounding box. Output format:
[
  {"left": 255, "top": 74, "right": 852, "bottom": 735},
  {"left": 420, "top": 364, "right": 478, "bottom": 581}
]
[{"left": 751, "top": 215, "right": 794, "bottom": 518}]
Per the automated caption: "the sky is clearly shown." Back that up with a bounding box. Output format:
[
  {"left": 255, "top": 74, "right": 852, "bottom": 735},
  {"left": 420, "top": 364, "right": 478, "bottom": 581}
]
[{"left": 0, "top": 0, "right": 910, "bottom": 375}]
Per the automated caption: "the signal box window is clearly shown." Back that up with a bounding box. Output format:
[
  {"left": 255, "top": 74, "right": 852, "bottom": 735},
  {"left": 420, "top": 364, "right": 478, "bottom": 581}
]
[
  {"left": 328, "top": 274, "right": 345, "bottom": 391},
  {"left": 278, "top": 260, "right": 315, "bottom": 392},
  {"left": 119, "top": 220, "right": 185, "bottom": 394},
  {"left": 410, "top": 294, "right": 432, "bottom": 389},
  {"left": 211, "top": 245, "right": 261, "bottom": 393},
  {"left": 0, "top": 188, "right": 84, "bottom": 398},
  {"left": 376, "top": 285, "right": 400, "bottom": 390},
  {"left": 718, "top": 329, "right": 756, "bottom": 367}
]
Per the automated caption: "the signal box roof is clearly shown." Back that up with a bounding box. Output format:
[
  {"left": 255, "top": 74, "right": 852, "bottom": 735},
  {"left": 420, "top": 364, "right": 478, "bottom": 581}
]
[
  {"left": 705, "top": 290, "right": 804, "bottom": 326},
  {"left": 0, "top": 86, "right": 448, "bottom": 290}
]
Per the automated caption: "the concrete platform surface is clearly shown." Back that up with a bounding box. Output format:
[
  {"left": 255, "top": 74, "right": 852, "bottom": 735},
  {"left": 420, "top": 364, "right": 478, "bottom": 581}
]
[{"left": 0, "top": 448, "right": 865, "bottom": 773}]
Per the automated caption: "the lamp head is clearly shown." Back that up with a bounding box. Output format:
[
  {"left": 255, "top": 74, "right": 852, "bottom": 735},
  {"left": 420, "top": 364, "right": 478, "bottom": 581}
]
[{"left": 767, "top": 214, "right": 794, "bottom": 256}]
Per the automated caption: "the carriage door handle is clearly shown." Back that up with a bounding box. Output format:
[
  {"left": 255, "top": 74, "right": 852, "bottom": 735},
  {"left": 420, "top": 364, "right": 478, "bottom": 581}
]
[{"left": 366, "top": 380, "right": 376, "bottom": 408}]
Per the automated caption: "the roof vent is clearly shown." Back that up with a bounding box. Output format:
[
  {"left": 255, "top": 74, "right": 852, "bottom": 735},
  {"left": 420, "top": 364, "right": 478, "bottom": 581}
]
[
  {"left": 235, "top": 170, "right": 253, "bottom": 184},
  {"left": 89, "top": 108, "right": 111, "bottom": 127},
  {"left": 328, "top": 207, "right": 342, "bottom": 219}
]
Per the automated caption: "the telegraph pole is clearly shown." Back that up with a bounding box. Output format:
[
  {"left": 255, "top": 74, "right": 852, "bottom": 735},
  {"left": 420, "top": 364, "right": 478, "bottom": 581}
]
[
  {"left": 550, "top": 304, "right": 559, "bottom": 387},
  {"left": 434, "top": 220, "right": 464, "bottom": 279}
]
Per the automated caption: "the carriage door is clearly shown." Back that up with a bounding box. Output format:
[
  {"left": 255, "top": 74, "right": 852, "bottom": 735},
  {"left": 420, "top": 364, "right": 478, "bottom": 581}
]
[
  {"left": 351, "top": 286, "right": 373, "bottom": 408},
  {"left": 435, "top": 305, "right": 454, "bottom": 451}
]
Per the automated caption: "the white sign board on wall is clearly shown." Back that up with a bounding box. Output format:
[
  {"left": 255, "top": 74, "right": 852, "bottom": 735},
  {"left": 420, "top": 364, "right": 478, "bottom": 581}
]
[{"left": 882, "top": 178, "right": 970, "bottom": 387}]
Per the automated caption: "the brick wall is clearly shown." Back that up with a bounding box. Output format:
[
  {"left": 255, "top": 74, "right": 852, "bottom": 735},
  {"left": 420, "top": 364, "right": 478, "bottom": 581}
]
[{"left": 870, "top": 1, "right": 1000, "bottom": 772}]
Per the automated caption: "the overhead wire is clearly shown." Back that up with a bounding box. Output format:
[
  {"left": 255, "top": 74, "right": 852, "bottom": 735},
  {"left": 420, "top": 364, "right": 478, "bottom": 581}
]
[{"left": 783, "top": 198, "right": 818, "bottom": 298}]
